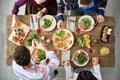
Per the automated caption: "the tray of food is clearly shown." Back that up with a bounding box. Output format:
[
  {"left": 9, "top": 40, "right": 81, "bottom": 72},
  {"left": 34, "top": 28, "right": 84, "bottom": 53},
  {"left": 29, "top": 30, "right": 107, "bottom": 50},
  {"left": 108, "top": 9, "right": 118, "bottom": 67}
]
[
  {"left": 52, "top": 29, "right": 74, "bottom": 51},
  {"left": 8, "top": 21, "right": 30, "bottom": 45},
  {"left": 100, "top": 25, "right": 112, "bottom": 43}
]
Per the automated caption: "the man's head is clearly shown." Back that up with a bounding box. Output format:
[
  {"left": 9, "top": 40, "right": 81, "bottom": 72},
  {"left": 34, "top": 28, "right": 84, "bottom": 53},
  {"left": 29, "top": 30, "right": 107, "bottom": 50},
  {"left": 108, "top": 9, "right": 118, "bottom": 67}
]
[
  {"left": 13, "top": 46, "right": 31, "bottom": 66},
  {"left": 78, "top": 0, "right": 92, "bottom": 7},
  {"left": 77, "top": 70, "right": 97, "bottom": 80}
]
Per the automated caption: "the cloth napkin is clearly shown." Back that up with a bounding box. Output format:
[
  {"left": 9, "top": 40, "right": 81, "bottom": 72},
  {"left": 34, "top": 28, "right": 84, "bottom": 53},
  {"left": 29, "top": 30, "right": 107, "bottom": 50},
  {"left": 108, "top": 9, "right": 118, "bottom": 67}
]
[{"left": 66, "top": 16, "right": 76, "bottom": 32}]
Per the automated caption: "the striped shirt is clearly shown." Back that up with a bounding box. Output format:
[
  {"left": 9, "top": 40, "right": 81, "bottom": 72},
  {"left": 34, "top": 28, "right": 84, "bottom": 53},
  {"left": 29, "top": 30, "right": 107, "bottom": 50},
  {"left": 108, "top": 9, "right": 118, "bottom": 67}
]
[
  {"left": 12, "top": 51, "right": 60, "bottom": 80},
  {"left": 57, "top": 0, "right": 108, "bottom": 21}
]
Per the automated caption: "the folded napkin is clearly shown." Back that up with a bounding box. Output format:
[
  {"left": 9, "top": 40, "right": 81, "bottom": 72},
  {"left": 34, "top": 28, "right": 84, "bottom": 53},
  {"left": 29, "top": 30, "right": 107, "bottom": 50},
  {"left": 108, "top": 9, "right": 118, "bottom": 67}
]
[
  {"left": 30, "top": 14, "right": 39, "bottom": 30},
  {"left": 66, "top": 16, "right": 76, "bottom": 32},
  {"left": 61, "top": 50, "right": 70, "bottom": 65}
]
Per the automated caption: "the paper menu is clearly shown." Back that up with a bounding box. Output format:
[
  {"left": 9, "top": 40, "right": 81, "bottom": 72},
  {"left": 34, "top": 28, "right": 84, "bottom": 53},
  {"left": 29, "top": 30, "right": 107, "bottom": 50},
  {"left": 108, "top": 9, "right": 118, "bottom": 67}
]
[{"left": 66, "top": 16, "right": 76, "bottom": 32}]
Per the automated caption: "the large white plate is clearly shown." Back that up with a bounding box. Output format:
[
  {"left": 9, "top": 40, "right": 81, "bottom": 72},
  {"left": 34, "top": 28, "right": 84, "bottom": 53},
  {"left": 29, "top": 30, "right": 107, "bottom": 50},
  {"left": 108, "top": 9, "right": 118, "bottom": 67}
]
[
  {"left": 78, "top": 15, "right": 95, "bottom": 32},
  {"left": 72, "top": 50, "right": 89, "bottom": 66},
  {"left": 52, "top": 29, "right": 74, "bottom": 51},
  {"left": 40, "top": 15, "right": 56, "bottom": 31}
]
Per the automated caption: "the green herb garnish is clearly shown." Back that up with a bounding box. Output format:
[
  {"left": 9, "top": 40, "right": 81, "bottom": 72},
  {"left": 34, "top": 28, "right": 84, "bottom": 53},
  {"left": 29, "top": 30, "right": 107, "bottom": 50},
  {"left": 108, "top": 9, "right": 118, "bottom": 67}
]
[
  {"left": 55, "top": 30, "right": 65, "bottom": 40},
  {"left": 42, "top": 19, "right": 52, "bottom": 28}
]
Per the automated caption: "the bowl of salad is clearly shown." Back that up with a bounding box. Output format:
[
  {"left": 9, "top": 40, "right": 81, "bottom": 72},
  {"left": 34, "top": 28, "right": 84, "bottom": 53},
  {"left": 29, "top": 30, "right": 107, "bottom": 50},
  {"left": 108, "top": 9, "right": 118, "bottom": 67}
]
[
  {"left": 32, "top": 49, "right": 46, "bottom": 64},
  {"left": 72, "top": 50, "right": 89, "bottom": 66},
  {"left": 40, "top": 15, "right": 56, "bottom": 31},
  {"left": 78, "top": 15, "right": 95, "bottom": 32}
]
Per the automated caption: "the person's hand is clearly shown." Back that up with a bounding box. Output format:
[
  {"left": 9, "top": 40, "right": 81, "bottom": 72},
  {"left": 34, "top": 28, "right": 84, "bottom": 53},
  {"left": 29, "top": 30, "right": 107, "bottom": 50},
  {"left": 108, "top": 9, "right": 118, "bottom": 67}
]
[
  {"left": 37, "top": 42, "right": 48, "bottom": 52},
  {"left": 32, "top": 39, "right": 38, "bottom": 48},
  {"left": 57, "top": 20, "right": 64, "bottom": 28},
  {"left": 92, "top": 56, "right": 99, "bottom": 66},
  {"left": 37, "top": 11, "right": 44, "bottom": 18},
  {"left": 63, "top": 61, "right": 71, "bottom": 66},
  {"left": 97, "top": 15, "right": 105, "bottom": 23}
]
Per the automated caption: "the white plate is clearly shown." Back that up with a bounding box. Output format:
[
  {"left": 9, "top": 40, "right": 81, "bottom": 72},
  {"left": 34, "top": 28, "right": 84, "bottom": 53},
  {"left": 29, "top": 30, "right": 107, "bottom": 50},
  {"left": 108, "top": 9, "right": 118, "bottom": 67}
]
[
  {"left": 78, "top": 15, "right": 95, "bottom": 32},
  {"left": 72, "top": 50, "right": 89, "bottom": 66},
  {"left": 52, "top": 29, "right": 74, "bottom": 51},
  {"left": 40, "top": 15, "right": 56, "bottom": 31}
]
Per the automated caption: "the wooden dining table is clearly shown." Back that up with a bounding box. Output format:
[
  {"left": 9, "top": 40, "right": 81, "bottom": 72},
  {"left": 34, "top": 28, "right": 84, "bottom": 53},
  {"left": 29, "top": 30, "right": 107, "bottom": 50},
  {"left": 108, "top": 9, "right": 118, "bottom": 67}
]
[{"left": 6, "top": 15, "right": 115, "bottom": 67}]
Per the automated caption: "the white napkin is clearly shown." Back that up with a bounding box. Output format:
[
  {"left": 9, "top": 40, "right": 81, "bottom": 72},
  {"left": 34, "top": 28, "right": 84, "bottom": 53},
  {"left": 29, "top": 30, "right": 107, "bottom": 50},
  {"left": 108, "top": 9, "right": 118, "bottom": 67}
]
[
  {"left": 61, "top": 50, "right": 70, "bottom": 65},
  {"left": 66, "top": 16, "right": 76, "bottom": 32},
  {"left": 30, "top": 14, "right": 39, "bottom": 30}
]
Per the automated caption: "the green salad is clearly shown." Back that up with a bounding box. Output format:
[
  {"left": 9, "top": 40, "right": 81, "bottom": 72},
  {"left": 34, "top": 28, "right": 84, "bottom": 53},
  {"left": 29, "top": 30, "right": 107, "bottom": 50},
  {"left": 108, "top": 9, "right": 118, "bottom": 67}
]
[
  {"left": 27, "top": 34, "right": 40, "bottom": 46},
  {"left": 42, "top": 19, "right": 52, "bottom": 28},
  {"left": 77, "top": 53, "right": 87, "bottom": 64},
  {"left": 81, "top": 18, "right": 91, "bottom": 27},
  {"left": 77, "top": 36, "right": 85, "bottom": 47},
  {"left": 38, "top": 49, "right": 46, "bottom": 60}
]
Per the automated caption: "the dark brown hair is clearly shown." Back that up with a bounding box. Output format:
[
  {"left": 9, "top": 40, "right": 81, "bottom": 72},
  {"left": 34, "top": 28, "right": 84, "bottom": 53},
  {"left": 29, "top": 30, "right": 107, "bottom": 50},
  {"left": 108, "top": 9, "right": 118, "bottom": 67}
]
[
  {"left": 80, "top": 0, "right": 92, "bottom": 5},
  {"left": 77, "top": 70, "right": 97, "bottom": 80},
  {"left": 13, "top": 46, "right": 31, "bottom": 66}
]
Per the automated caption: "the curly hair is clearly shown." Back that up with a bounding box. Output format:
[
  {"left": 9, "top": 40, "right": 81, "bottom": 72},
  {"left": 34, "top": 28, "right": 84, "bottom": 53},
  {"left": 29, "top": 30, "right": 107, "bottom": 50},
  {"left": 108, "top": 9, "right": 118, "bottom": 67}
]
[
  {"left": 77, "top": 70, "right": 97, "bottom": 80},
  {"left": 80, "top": 0, "right": 92, "bottom": 5},
  {"left": 13, "top": 46, "right": 31, "bottom": 66}
]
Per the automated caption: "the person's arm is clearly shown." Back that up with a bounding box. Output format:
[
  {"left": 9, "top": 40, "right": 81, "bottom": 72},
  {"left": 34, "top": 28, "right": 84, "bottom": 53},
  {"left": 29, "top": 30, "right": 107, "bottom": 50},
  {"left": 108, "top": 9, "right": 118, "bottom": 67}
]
[
  {"left": 91, "top": 57, "right": 102, "bottom": 80},
  {"left": 93, "top": 64, "right": 102, "bottom": 80},
  {"left": 46, "top": 51, "right": 60, "bottom": 73},
  {"left": 64, "top": 61, "right": 74, "bottom": 80},
  {"left": 57, "top": 0, "right": 65, "bottom": 21},
  {"left": 65, "top": 66, "right": 74, "bottom": 80},
  {"left": 37, "top": 8, "right": 47, "bottom": 18},
  {"left": 12, "top": 0, "right": 27, "bottom": 14},
  {"left": 96, "top": 0, "right": 108, "bottom": 16},
  {"left": 11, "top": 14, "right": 16, "bottom": 29}
]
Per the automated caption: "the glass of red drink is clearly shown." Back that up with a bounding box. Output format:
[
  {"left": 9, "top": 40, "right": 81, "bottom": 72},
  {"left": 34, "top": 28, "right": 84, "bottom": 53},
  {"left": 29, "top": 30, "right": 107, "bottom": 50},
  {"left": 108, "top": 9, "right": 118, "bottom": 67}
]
[
  {"left": 37, "top": 28, "right": 43, "bottom": 35},
  {"left": 75, "top": 27, "right": 82, "bottom": 35},
  {"left": 88, "top": 48, "right": 95, "bottom": 54}
]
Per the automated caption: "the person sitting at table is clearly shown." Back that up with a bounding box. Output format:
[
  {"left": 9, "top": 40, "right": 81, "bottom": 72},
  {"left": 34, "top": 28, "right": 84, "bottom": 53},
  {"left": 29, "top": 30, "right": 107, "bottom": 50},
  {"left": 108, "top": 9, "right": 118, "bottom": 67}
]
[
  {"left": 57, "top": 0, "right": 108, "bottom": 28},
  {"left": 64, "top": 57, "right": 102, "bottom": 80},
  {"left": 11, "top": 0, "right": 57, "bottom": 29},
  {"left": 12, "top": 39, "right": 60, "bottom": 80}
]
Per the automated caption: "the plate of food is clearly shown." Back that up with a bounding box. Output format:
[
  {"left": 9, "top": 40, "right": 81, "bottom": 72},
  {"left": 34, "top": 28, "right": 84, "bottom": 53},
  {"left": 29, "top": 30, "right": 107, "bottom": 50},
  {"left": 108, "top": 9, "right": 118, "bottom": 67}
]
[
  {"left": 52, "top": 29, "right": 74, "bottom": 51},
  {"left": 8, "top": 21, "right": 30, "bottom": 45},
  {"left": 72, "top": 50, "right": 89, "bottom": 66},
  {"left": 77, "top": 34, "right": 91, "bottom": 48},
  {"left": 27, "top": 33, "right": 40, "bottom": 46},
  {"left": 32, "top": 49, "right": 46, "bottom": 64},
  {"left": 40, "top": 15, "right": 56, "bottom": 31},
  {"left": 100, "top": 25, "right": 112, "bottom": 43},
  {"left": 78, "top": 15, "right": 95, "bottom": 32}
]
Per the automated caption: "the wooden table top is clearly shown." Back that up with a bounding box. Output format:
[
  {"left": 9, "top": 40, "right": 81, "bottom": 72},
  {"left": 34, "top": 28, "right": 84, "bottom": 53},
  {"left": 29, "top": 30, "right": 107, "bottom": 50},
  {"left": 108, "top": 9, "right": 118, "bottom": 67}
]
[{"left": 6, "top": 15, "right": 115, "bottom": 67}]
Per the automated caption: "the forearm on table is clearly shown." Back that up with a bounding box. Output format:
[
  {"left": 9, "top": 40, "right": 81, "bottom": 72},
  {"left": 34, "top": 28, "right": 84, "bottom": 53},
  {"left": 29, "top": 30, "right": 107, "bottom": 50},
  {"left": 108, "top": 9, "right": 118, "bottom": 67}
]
[
  {"left": 97, "top": 0, "right": 108, "bottom": 16},
  {"left": 47, "top": 51, "right": 60, "bottom": 71},
  {"left": 93, "top": 64, "right": 102, "bottom": 80},
  {"left": 65, "top": 66, "right": 74, "bottom": 80},
  {"left": 40, "top": 8, "right": 47, "bottom": 14}
]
